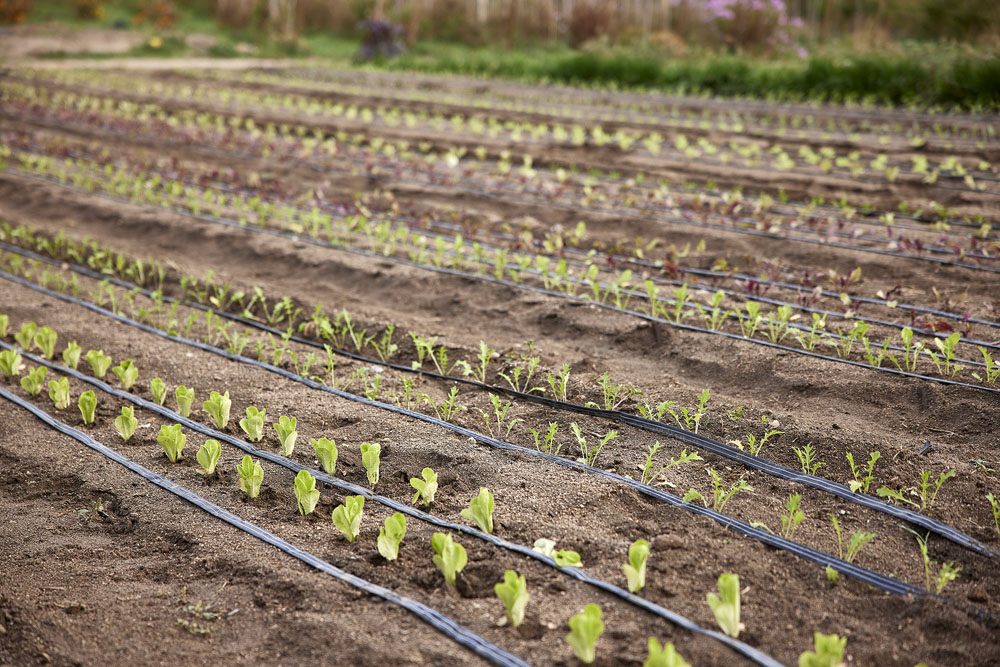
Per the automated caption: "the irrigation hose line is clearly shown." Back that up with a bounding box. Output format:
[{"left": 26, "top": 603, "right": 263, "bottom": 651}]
[
  {"left": 1, "top": 239, "right": 987, "bottom": 559},
  {"left": 0, "top": 270, "right": 927, "bottom": 597},
  {"left": 2, "top": 343, "right": 781, "bottom": 667},
  {"left": 4, "top": 168, "right": 998, "bottom": 393},
  {"left": 0, "top": 386, "right": 531, "bottom": 667}
]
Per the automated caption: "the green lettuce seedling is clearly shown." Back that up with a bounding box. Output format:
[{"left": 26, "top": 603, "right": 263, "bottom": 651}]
[
  {"left": 461, "top": 487, "right": 495, "bottom": 534},
  {"left": 14, "top": 322, "right": 37, "bottom": 350},
  {"left": 645, "top": 638, "right": 691, "bottom": 667},
  {"left": 157, "top": 423, "right": 186, "bottom": 462},
  {"left": 150, "top": 378, "right": 167, "bottom": 406},
  {"left": 377, "top": 512, "right": 407, "bottom": 561},
  {"left": 566, "top": 604, "right": 604, "bottom": 664},
  {"left": 293, "top": 470, "right": 320, "bottom": 515},
  {"left": 0, "top": 314, "right": 7, "bottom": 338},
  {"left": 622, "top": 539, "right": 650, "bottom": 593},
  {"left": 112, "top": 359, "right": 138, "bottom": 390},
  {"left": 410, "top": 467, "right": 438, "bottom": 506},
  {"left": 202, "top": 390, "right": 231, "bottom": 429},
  {"left": 431, "top": 532, "right": 467, "bottom": 587},
  {"left": 237, "top": 455, "right": 263, "bottom": 498},
  {"left": 332, "top": 495, "right": 364, "bottom": 542},
  {"left": 361, "top": 442, "right": 381, "bottom": 487},
  {"left": 494, "top": 570, "right": 529, "bottom": 628},
  {"left": 33, "top": 326, "right": 57, "bottom": 359},
  {"left": 707, "top": 573, "right": 744, "bottom": 638},
  {"left": 311, "top": 437, "right": 338, "bottom": 474},
  {"left": 239, "top": 406, "right": 266, "bottom": 442},
  {"left": 274, "top": 415, "right": 297, "bottom": 456},
  {"left": 532, "top": 538, "right": 583, "bottom": 567},
  {"left": 48, "top": 376, "right": 70, "bottom": 409},
  {"left": 0, "top": 349, "right": 24, "bottom": 376},
  {"left": 78, "top": 390, "right": 97, "bottom": 425},
  {"left": 197, "top": 439, "right": 221, "bottom": 475},
  {"left": 798, "top": 632, "right": 847, "bottom": 667},
  {"left": 20, "top": 366, "right": 47, "bottom": 396},
  {"left": 62, "top": 341, "right": 82, "bottom": 369},
  {"left": 175, "top": 385, "right": 195, "bottom": 417},
  {"left": 84, "top": 349, "right": 112, "bottom": 378},
  {"left": 114, "top": 406, "right": 138, "bottom": 442}
]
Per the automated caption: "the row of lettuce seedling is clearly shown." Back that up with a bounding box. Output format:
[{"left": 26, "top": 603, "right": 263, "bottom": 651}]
[{"left": 0, "top": 317, "right": 862, "bottom": 666}]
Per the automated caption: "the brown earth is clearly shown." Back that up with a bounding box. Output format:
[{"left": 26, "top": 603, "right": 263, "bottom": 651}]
[{"left": 1, "top": 63, "right": 999, "bottom": 667}]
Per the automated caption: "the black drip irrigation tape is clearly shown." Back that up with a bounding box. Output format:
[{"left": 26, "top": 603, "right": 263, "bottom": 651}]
[
  {"left": 3, "top": 238, "right": 984, "bottom": 558},
  {"left": 3, "top": 343, "right": 781, "bottom": 667},
  {"left": 0, "top": 269, "right": 927, "bottom": 597},
  {"left": 4, "top": 171, "right": 998, "bottom": 396},
  {"left": 0, "top": 385, "right": 530, "bottom": 667}
]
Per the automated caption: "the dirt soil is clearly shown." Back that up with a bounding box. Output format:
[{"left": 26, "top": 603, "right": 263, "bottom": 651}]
[{"left": 1, "top": 62, "right": 999, "bottom": 667}]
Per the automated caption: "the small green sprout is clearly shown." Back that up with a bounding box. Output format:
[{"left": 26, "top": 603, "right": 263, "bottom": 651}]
[
  {"left": 19, "top": 365, "right": 46, "bottom": 395},
  {"left": 571, "top": 423, "right": 618, "bottom": 467},
  {"left": 645, "top": 638, "right": 691, "bottom": 667},
  {"left": 706, "top": 573, "right": 744, "bottom": 638},
  {"left": 114, "top": 405, "right": 138, "bottom": 442},
  {"left": 202, "top": 390, "right": 232, "bottom": 429},
  {"left": 622, "top": 539, "right": 650, "bottom": 593},
  {"left": 988, "top": 493, "right": 1000, "bottom": 537},
  {"left": 13, "top": 321, "right": 37, "bottom": 350},
  {"left": 175, "top": 385, "right": 194, "bottom": 417},
  {"left": 639, "top": 442, "right": 702, "bottom": 485},
  {"left": 918, "top": 469, "right": 955, "bottom": 512},
  {"left": 377, "top": 512, "right": 407, "bottom": 561},
  {"left": 793, "top": 443, "right": 825, "bottom": 476},
  {"left": 431, "top": 532, "right": 467, "bottom": 586},
  {"left": 683, "top": 469, "right": 753, "bottom": 512},
  {"left": 78, "top": 390, "right": 97, "bottom": 425},
  {"left": 311, "top": 437, "right": 338, "bottom": 475},
  {"left": 157, "top": 423, "right": 186, "bottom": 462},
  {"left": 494, "top": 570, "right": 529, "bottom": 628},
  {"left": 111, "top": 359, "right": 138, "bottom": 391},
  {"left": 237, "top": 455, "right": 263, "bottom": 499},
  {"left": 62, "top": 341, "right": 82, "bottom": 370},
  {"left": 565, "top": 603, "right": 605, "bottom": 664},
  {"left": 410, "top": 467, "right": 438, "bottom": 506},
  {"left": 781, "top": 494, "right": 806, "bottom": 539},
  {"left": 0, "top": 348, "right": 24, "bottom": 376},
  {"left": 905, "top": 528, "right": 961, "bottom": 593},
  {"left": 532, "top": 538, "right": 582, "bottom": 567},
  {"left": 846, "top": 451, "right": 881, "bottom": 493},
  {"left": 274, "top": 415, "right": 298, "bottom": 456},
  {"left": 293, "top": 470, "right": 320, "bottom": 516},
  {"left": 798, "top": 632, "right": 847, "bottom": 667},
  {"left": 84, "top": 349, "right": 112, "bottom": 378},
  {"left": 196, "top": 439, "right": 221, "bottom": 475},
  {"left": 461, "top": 487, "right": 495, "bottom": 534},
  {"left": 361, "top": 442, "right": 381, "bottom": 487},
  {"left": 331, "top": 495, "right": 364, "bottom": 542},
  {"left": 33, "top": 326, "right": 57, "bottom": 359},
  {"left": 239, "top": 406, "right": 266, "bottom": 442},
  {"left": 48, "top": 376, "right": 70, "bottom": 409},
  {"left": 150, "top": 377, "right": 167, "bottom": 406},
  {"left": 0, "top": 314, "right": 7, "bottom": 338},
  {"left": 826, "top": 515, "right": 876, "bottom": 582}
]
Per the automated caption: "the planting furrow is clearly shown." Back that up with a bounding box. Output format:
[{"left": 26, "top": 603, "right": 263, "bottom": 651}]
[
  {"left": 0, "top": 268, "right": 938, "bottom": 596},
  {"left": 0, "top": 236, "right": 989, "bottom": 559},
  {"left": 0, "top": 385, "right": 532, "bottom": 667}
]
